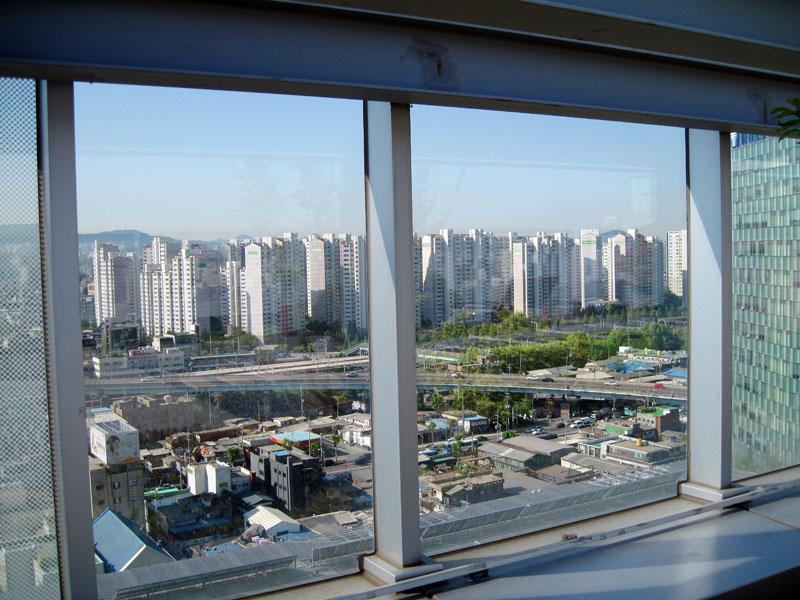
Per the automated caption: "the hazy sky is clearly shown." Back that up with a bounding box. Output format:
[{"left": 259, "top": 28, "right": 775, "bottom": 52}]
[{"left": 75, "top": 83, "right": 687, "bottom": 241}]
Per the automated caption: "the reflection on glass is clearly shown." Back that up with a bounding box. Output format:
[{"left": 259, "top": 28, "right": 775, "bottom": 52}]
[
  {"left": 411, "top": 106, "right": 688, "bottom": 553},
  {"left": 76, "top": 84, "right": 372, "bottom": 598},
  {"left": 731, "top": 133, "right": 800, "bottom": 478}
]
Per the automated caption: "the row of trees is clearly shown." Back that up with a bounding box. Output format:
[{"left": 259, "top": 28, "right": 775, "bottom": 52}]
[{"left": 490, "top": 324, "right": 685, "bottom": 373}]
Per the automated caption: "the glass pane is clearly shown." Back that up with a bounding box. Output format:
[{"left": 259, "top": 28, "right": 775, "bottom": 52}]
[
  {"left": 75, "top": 84, "right": 371, "bottom": 598},
  {"left": 731, "top": 133, "right": 800, "bottom": 478},
  {"left": 0, "top": 77, "right": 61, "bottom": 598},
  {"left": 411, "top": 106, "right": 688, "bottom": 554}
]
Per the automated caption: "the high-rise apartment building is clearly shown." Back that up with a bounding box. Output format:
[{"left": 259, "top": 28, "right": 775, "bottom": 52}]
[
  {"left": 305, "top": 236, "right": 337, "bottom": 324},
  {"left": 92, "top": 241, "right": 139, "bottom": 326},
  {"left": 241, "top": 234, "right": 307, "bottom": 341},
  {"left": 602, "top": 229, "right": 664, "bottom": 309},
  {"left": 303, "top": 234, "right": 367, "bottom": 333},
  {"left": 421, "top": 233, "right": 448, "bottom": 326},
  {"left": 512, "top": 233, "right": 578, "bottom": 320},
  {"left": 731, "top": 134, "right": 800, "bottom": 474},
  {"left": 667, "top": 229, "right": 688, "bottom": 299},
  {"left": 579, "top": 228, "right": 603, "bottom": 309},
  {"left": 138, "top": 239, "right": 222, "bottom": 337}
]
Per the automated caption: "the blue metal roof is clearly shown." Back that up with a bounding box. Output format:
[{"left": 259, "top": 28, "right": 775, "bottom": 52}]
[
  {"left": 606, "top": 360, "right": 655, "bottom": 374},
  {"left": 464, "top": 415, "right": 487, "bottom": 421},
  {"left": 93, "top": 509, "right": 172, "bottom": 572},
  {"left": 664, "top": 368, "right": 688, "bottom": 379},
  {"left": 271, "top": 431, "right": 321, "bottom": 443}
]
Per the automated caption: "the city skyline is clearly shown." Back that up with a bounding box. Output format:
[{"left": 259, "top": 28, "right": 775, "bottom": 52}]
[{"left": 74, "top": 83, "right": 687, "bottom": 241}]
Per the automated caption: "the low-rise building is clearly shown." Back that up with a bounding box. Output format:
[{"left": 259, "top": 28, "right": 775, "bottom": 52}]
[
  {"left": 243, "top": 506, "right": 300, "bottom": 538},
  {"left": 268, "top": 449, "right": 323, "bottom": 515},
  {"left": 112, "top": 395, "right": 195, "bottom": 437},
  {"left": 92, "top": 509, "right": 174, "bottom": 573},
  {"left": 92, "top": 348, "right": 184, "bottom": 378},
  {"left": 88, "top": 456, "right": 146, "bottom": 525},
  {"left": 422, "top": 471, "right": 504, "bottom": 509},
  {"left": 635, "top": 406, "right": 681, "bottom": 434},
  {"left": 580, "top": 436, "right": 687, "bottom": 467},
  {"left": 187, "top": 461, "right": 231, "bottom": 495}
]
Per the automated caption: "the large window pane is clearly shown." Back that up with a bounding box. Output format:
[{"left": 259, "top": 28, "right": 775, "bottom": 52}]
[
  {"left": 75, "top": 84, "right": 372, "bottom": 598},
  {"left": 731, "top": 133, "right": 800, "bottom": 478},
  {"left": 410, "top": 106, "right": 688, "bottom": 554}
]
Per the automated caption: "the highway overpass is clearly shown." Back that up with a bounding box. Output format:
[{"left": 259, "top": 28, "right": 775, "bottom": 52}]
[{"left": 84, "top": 372, "right": 685, "bottom": 405}]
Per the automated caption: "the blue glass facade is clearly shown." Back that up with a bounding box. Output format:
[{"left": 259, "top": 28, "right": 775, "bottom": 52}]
[{"left": 731, "top": 135, "right": 800, "bottom": 476}]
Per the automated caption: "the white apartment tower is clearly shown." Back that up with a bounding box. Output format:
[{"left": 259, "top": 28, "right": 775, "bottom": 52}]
[
  {"left": 92, "top": 241, "right": 139, "bottom": 326},
  {"left": 421, "top": 233, "right": 448, "bottom": 326},
  {"left": 512, "top": 234, "right": 577, "bottom": 320},
  {"left": 241, "top": 234, "right": 307, "bottom": 341},
  {"left": 602, "top": 229, "right": 664, "bottom": 309},
  {"left": 579, "top": 228, "right": 603, "bottom": 309},
  {"left": 667, "top": 229, "right": 688, "bottom": 299},
  {"left": 138, "top": 238, "right": 223, "bottom": 337}
]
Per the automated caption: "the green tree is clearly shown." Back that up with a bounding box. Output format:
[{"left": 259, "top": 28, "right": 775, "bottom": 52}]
[
  {"left": 226, "top": 446, "right": 241, "bottom": 464},
  {"left": 309, "top": 442, "right": 320, "bottom": 459},
  {"left": 330, "top": 433, "right": 343, "bottom": 462}
]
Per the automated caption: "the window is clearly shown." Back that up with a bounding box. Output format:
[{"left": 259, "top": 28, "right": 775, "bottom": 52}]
[
  {"left": 77, "top": 83, "right": 371, "bottom": 595},
  {"left": 411, "top": 105, "right": 687, "bottom": 553},
  {"left": 1, "top": 3, "right": 796, "bottom": 598}
]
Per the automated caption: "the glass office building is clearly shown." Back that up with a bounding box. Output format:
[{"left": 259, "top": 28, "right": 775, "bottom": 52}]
[{"left": 731, "top": 134, "right": 800, "bottom": 476}]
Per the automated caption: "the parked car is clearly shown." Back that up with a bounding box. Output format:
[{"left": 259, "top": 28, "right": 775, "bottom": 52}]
[
  {"left": 531, "top": 427, "right": 546, "bottom": 435},
  {"left": 555, "top": 422, "right": 566, "bottom": 428}
]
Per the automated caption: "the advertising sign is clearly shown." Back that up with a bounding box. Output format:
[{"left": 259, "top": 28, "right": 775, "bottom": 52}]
[
  {"left": 560, "top": 403, "right": 570, "bottom": 420},
  {"left": 89, "top": 421, "right": 140, "bottom": 465}
]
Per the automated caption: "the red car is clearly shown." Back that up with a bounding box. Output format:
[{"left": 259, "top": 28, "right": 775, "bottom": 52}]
[{"left": 653, "top": 383, "right": 664, "bottom": 388}]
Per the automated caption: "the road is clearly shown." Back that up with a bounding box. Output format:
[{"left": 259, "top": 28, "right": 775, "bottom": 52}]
[{"left": 84, "top": 371, "right": 686, "bottom": 403}]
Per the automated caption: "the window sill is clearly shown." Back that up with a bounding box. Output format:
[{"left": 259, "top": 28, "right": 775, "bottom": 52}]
[{"left": 244, "top": 465, "right": 800, "bottom": 600}]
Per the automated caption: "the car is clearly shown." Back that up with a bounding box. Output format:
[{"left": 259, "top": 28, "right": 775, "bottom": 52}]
[
  {"left": 451, "top": 372, "right": 464, "bottom": 378},
  {"left": 353, "top": 453, "right": 371, "bottom": 465},
  {"left": 653, "top": 383, "right": 664, "bottom": 388},
  {"left": 345, "top": 371, "right": 359, "bottom": 377},
  {"left": 324, "top": 459, "right": 336, "bottom": 467},
  {"left": 526, "top": 375, "right": 541, "bottom": 380},
  {"left": 476, "top": 435, "right": 488, "bottom": 442},
  {"left": 531, "top": 427, "right": 546, "bottom": 435},
  {"left": 604, "top": 380, "right": 619, "bottom": 386},
  {"left": 540, "top": 377, "right": 554, "bottom": 382},
  {"left": 555, "top": 422, "right": 566, "bottom": 428},
  {"left": 140, "top": 376, "right": 155, "bottom": 382}
]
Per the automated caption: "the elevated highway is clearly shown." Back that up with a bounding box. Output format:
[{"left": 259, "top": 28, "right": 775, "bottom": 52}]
[{"left": 84, "top": 372, "right": 685, "bottom": 405}]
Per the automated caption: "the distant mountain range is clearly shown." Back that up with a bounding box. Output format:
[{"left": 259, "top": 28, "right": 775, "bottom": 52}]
[{"left": 77, "top": 230, "right": 254, "bottom": 254}]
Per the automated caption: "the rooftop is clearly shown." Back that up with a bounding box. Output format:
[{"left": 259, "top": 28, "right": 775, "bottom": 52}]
[{"left": 92, "top": 509, "right": 173, "bottom": 572}]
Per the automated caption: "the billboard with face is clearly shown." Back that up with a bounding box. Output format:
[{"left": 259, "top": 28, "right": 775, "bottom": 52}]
[{"left": 89, "top": 421, "right": 139, "bottom": 465}]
